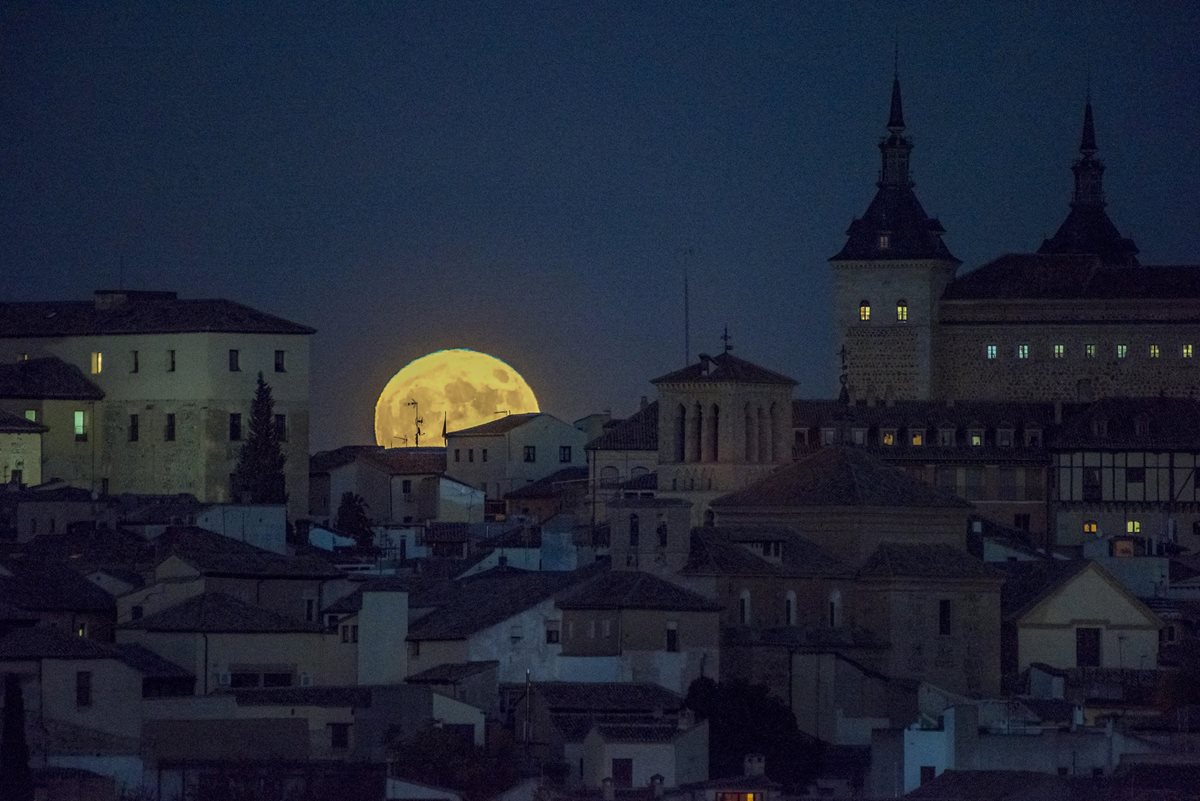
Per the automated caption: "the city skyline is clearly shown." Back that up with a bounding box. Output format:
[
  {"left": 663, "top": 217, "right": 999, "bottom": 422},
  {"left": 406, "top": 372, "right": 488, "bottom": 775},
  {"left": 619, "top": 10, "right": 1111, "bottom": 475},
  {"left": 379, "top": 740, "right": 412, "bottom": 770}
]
[{"left": 3, "top": 3, "right": 1198, "bottom": 450}]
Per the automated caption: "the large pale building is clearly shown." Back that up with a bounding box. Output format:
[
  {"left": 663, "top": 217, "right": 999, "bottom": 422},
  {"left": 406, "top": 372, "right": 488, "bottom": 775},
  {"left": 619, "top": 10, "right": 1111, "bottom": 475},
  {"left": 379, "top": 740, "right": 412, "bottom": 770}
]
[{"left": 0, "top": 290, "right": 314, "bottom": 519}]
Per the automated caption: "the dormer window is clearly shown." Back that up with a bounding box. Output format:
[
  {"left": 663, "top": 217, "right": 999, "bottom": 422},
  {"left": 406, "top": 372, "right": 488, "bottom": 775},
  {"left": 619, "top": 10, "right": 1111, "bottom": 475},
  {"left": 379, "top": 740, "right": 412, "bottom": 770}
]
[
  {"left": 851, "top": 427, "right": 867, "bottom": 446},
  {"left": 859, "top": 301, "right": 871, "bottom": 322},
  {"left": 881, "top": 429, "right": 896, "bottom": 446},
  {"left": 879, "top": 233, "right": 891, "bottom": 250},
  {"left": 938, "top": 427, "right": 955, "bottom": 447},
  {"left": 1083, "top": 520, "right": 1098, "bottom": 535},
  {"left": 969, "top": 429, "right": 984, "bottom": 447},
  {"left": 1134, "top": 416, "right": 1150, "bottom": 437},
  {"left": 1024, "top": 427, "right": 1042, "bottom": 447},
  {"left": 896, "top": 300, "right": 908, "bottom": 321},
  {"left": 821, "top": 428, "right": 837, "bottom": 446},
  {"left": 1092, "top": 418, "right": 1109, "bottom": 438},
  {"left": 997, "top": 428, "right": 1014, "bottom": 448},
  {"left": 910, "top": 429, "right": 925, "bottom": 447}
]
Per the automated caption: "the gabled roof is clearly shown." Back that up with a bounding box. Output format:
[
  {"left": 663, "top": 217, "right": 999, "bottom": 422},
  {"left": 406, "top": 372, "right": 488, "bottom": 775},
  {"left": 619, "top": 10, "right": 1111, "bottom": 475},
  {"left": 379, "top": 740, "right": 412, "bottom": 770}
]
[
  {"left": 0, "top": 559, "right": 116, "bottom": 613},
  {"left": 534, "top": 681, "right": 682, "bottom": 713},
  {"left": 156, "top": 526, "right": 342, "bottom": 578},
  {"left": 856, "top": 543, "right": 998, "bottom": 581},
  {"left": 505, "top": 467, "right": 587, "bottom": 500},
  {"left": 0, "top": 293, "right": 314, "bottom": 337},
  {"left": 943, "top": 253, "right": 1200, "bottom": 300},
  {"left": 710, "top": 447, "right": 970, "bottom": 509},
  {"left": 0, "top": 357, "right": 104, "bottom": 400},
  {"left": 0, "top": 410, "right": 46, "bottom": 433},
  {"left": 406, "top": 660, "right": 500, "bottom": 684},
  {"left": 447, "top": 413, "right": 542, "bottom": 437},
  {"left": 406, "top": 565, "right": 602, "bottom": 641},
  {"left": 652, "top": 352, "right": 796, "bottom": 386},
  {"left": 120, "top": 592, "right": 323, "bottom": 633},
  {"left": 557, "top": 570, "right": 722, "bottom": 612},
  {"left": 586, "top": 402, "right": 659, "bottom": 451},
  {"left": 0, "top": 628, "right": 192, "bottom": 677},
  {"left": 996, "top": 559, "right": 1092, "bottom": 621}
]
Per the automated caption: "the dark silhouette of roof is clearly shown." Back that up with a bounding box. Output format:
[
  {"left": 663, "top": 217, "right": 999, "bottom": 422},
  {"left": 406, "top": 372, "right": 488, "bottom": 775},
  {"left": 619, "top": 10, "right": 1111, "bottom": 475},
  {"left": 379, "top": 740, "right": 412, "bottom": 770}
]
[
  {"left": 156, "top": 526, "right": 342, "bottom": 578},
  {"left": 233, "top": 686, "right": 374, "bottom": 707},
  {"left": 710, "top": 447, "right": 970, "bottom": 509},
  {"left": 996, "top": 559, "right": 1093, "bottom": 622},
  {"left": 681, "top": 527, "right": 850, "bottom": 577},
  {"left": 447, "top": 412, "right": 542, "bottom": 437},
  {"left": 121, "top": 592, "right": 323, "bottom": 633},
  {"left": 406, "top": 660, "right": 499, "bottom": 684},
  {"left": 557, "top": 570, "right": 722, "bottom": 612},
  {"left": 1051, "top": 397, "right": 1200, "bottom": 450},
  {"left": 593, "top": 724, "right": 680, "bottom": 743},
  {"left": 0, "top": 559, "right": 116, "bottom": 613},
  {"left": 586, "top": 401, "right": 659, "bottom": 451},
  {"left": 142, "top": 717, "right": 309, "bottom": 762},
  {"left": 0, "top": 628, "right": 192, "bottom": 677},
  {"left": 0, "top": 410, "right": 46, "bottom": 433},
  {"left": 652, "top": 352, "right": 796, "bottom": 386},
  {"left": 0, "top": 292, "right": 314, "bottom": 337},
  {"left": 944, "top": 254, "right": 1200, "bottom": 300},
  {"left": 856, "top": 543, "right": 998, "bottom": 581},
  {"left": 505, "top": 467, "right": 587, "bottom": 500},
  {"left": 0, "top": 357, "right": 104, "bottom": 400},
  {"left": 534, "top": 681, "right": 682, "bottom": 713},
  {"left": 310, "top": 446, "right": 446, "bottom": 476}
]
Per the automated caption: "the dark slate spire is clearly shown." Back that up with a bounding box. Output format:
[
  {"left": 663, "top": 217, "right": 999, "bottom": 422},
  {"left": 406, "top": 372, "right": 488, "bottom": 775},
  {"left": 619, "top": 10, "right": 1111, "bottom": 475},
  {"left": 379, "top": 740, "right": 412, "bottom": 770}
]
[
  {"left": 831, "top": 74, "right": 958, "bottom": 263},
  {"left": 1038, "top": 96, "right": 1139, "bottom": 266}
]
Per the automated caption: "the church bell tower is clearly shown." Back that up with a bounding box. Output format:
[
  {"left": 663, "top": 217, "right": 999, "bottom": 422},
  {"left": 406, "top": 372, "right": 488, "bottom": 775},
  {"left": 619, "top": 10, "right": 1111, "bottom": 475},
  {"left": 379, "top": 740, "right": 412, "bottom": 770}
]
[{"left": 829, "top": 71, "right": 960, "bottom": 402}]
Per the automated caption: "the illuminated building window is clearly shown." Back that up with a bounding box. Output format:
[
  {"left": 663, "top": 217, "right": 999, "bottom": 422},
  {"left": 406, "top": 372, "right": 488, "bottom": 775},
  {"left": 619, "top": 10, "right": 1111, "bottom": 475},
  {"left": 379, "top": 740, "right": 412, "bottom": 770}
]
[
  {"left": 970, "top": 430, "right": 984, "bottom": 447},
  {"left": 228, "top": 349, "right": 240, "bottom": 372},
  {"left": 1150, "top": 344, "right": 1161, "bottom": 358},
  {"left": 274, "top": 350, "right": 286, "bottom": 372},
  {"left": 1184, "top": 344, "right": 1195, "bottom": 358},
  {"left": 1117, "top": 344, "right": 1128, "bottom": 359},
  {"left": 1053, "top": 344, "right": 1064, "bottom": 359},
  {"left": 1017, "top": 344, "right": 1029, "bottom": 359},
  {"left": 24, "top": 410, "right": 36, "bottom": 422},
  {"left": 896, "top": 300, "right": 908, "bottom": 321},
  {"left": 131, "top": 350, "right": 139, "bottom": 373},
  {"left": 1127, "top": 520, "right": 1141, "bottom": 534},
  {"left": 73, "top": 410, "right": 87, "bottom": 442},
  {"left": 1083, "top": 520, "right": 1098, "bottom": 535},
  {"left": 1085, "top": 344, "right": 1096, "bottom": 358},
  {"left": 986, "top": 344, "right": 997, "bottom": 360},
  {"left": 90, "top": 352, "right": 103, "bottom": 374},
  {"left": 881, "top": 430, "right": 896, "bottom": 446},
  {"left": 859, "top": 301, "right": 871, "bottom": 322},
  {"left": 910, "top": 430, "right": 924, "bottom": 447}
]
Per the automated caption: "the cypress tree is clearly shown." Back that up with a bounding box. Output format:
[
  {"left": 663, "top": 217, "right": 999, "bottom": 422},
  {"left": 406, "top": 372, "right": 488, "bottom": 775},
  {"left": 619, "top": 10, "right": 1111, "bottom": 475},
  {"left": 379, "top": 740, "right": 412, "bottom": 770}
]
[
  {"left": 0, "top": 672, "right": 34, "bottom": 801},
  {"left": 232, "top": 372, "right": 287, "bottom": 505}
]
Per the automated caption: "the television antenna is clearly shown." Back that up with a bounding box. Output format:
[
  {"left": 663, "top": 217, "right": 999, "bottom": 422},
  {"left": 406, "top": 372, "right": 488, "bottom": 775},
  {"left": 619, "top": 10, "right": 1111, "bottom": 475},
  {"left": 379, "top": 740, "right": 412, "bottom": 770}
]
[{"left": 406, "top": 399, "right": 423, "bottom": 447}]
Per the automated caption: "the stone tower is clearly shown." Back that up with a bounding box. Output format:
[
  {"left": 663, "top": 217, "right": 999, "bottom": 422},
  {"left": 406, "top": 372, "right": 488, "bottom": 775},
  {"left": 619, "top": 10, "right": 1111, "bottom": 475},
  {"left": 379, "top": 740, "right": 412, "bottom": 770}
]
[{"left": 829, "top": 72, "right": 960, "bottom": 402}]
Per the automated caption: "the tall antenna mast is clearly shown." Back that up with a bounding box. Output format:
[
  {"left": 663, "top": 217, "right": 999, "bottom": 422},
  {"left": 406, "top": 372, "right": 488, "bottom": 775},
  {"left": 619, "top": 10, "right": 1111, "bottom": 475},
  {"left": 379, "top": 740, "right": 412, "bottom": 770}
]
[
  {"left": 682, "top": 246, "right": 694, "bottom": 366},
  {"left": 406, "top": 399, "right": 423, "bottom": 447}
]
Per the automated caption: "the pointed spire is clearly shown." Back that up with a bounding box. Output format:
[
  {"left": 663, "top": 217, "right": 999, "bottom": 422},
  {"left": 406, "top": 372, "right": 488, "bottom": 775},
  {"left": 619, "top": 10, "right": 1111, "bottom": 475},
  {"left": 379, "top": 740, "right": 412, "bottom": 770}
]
[
  {"left": 1080, "top": 94, "right": 1097, "bottom": 155},
  {"left": 887, "top": 75, "right": 905, "bottom": 132}
]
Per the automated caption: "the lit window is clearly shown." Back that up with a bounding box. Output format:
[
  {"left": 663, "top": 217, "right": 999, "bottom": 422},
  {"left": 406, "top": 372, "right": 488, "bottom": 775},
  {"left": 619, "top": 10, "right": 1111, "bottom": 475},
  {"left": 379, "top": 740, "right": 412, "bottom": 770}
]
[
  {"left": 1017, "top": 344, "right": 1029, "bottom": 359},
  {"left": 970, "top": 431, "right": 983, "bottom": 447},
  {"left": 1150, "top": 344, "right": 1161, "bottom": 358},
  {"left": 911, "top": 430, "right": 924, "bottom": 447},
  {"left": 1185, "top": 344, "right": 1195, "bottom": 359},
  {"left": 1083, "top": 520, "right": 1098, "bottom": 535},
  {"left": 896, "top": 301, "right": 908, "bottom": 322},
  {"left": 24, "top": 410, "right": 36, "bottom": 422},
  {"left": 90, "top": 352, "right": 103, "bottom": 374},
  {"left": 879, "top": 234, "right": 890, "bottom": 250},
  {"left": 1085, "top": 344, "right": 1096, "bottom": 358},
  {"left": 1053, "top": 344, "right": 1064, "bottom": 359},
  {"left": 859, "top": 301, "right": 871, "bottom": 322},
  {"left": 1117, "top": 344, "right": 1128, "bottom": 359},
  {"left": 73, "top": 410, "right": 87, "bottom": 442},
  {"left": 881, "top": 430, "right": 895, "bottom": 446},
  {"left": 986, "top": 344, "right": 998, "bottom": 360},
  {"left": 1127, "top": 520, "right": 1141, "bottom": 534}
]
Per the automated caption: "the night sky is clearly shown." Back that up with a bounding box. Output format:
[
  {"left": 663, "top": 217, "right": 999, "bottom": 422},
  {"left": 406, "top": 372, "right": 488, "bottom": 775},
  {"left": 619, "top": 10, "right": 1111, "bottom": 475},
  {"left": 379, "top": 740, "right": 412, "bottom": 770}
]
[{"left": 3, "top": 3, "right": 1199, "bottom": 451}]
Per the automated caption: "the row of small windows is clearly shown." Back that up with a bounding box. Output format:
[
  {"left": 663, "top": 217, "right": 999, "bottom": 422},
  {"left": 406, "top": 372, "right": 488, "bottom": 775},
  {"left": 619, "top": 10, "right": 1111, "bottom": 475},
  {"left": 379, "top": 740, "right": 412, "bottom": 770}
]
[
  {"left": 118, "top": 412, "right": 288, "bottom": 442},
  {"left": 89, "top": 349, "right": 288, "bottom": 375},
  {"left": 858, "top": 301, "right": 908, "bottom": 322},
  {"left": 452, "top": 446, "right": 573, "bottom": 464},
  {"left": 802, "top": 424, "right": 1042, "bottom": 449},
  {"left": 1083, "top": 520, "right": 1143, "bottom": 535},
  {"left": 985, "top": 343, "right": 1195, "bottom": 361}
]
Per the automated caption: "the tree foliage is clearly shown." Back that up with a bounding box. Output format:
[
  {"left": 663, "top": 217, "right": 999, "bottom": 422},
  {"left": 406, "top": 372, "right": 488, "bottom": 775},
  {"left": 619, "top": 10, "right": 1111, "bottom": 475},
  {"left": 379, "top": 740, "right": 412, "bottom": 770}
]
[
  {"left": 389, "top": 725, "right": 521, "bottom": 801},
  {"left": 685, "top": 676, "right": 823, "bottom": 790},
  {"left": 336, "top": 492, "right": 374, "bottom": 548},
  {"left": 0, "top": 673, "right": 33, "bottom": 801},
  {"left": 232, "top": 372, "right": 287, "bottom": 505}
]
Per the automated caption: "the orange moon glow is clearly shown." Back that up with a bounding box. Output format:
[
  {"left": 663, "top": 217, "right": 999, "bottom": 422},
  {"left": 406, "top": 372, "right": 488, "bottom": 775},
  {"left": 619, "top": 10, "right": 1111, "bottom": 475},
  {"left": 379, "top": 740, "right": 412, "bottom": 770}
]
[{"left": 374, "top": 349, "right": 540, "bottom": 448}]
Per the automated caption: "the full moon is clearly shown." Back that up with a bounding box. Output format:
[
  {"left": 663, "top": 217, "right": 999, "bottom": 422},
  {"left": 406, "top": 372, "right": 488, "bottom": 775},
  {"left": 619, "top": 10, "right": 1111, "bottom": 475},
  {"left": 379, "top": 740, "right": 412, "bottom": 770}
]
[{"left": 374, "top": 349, "right": 540, "bottom": 448}]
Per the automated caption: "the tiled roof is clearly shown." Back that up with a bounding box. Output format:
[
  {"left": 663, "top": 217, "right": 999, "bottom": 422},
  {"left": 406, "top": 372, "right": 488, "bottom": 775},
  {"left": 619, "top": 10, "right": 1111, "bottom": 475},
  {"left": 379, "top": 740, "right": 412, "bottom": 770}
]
[
  {"left": 120, "top": 592, "right": 323, "bottom": 633},
  {"left": 586, "top": 402, "right": 659, "bottom": 451},
  {"left": 0, "top": 628, "right": 192, "bottom": 677},
  {"left": 406, "top": 660, "right": 499, "bottom": 684},
  {"left": 233, "top": 686, "right": 374, "bottom": 707},
  {"left": 652, "top": 352, "right": 796, "bottom": 386},
  {"left": 447, "top": 413, "right": 541, "bottom": 437},
  {"left": 831, "top": 184, "right": 958, "bottom": 263},
  {"left": 480, "top": 525, "right": 542, "bottom": 549},
  {"left": 113, "top": 643, "right": 193, "bottom": 677},
  {"left": 943, "top": 253, "right": 1200, "bottom": 300},
  {"left": 142, "top": 718, "right": 309, "bottom": 762},
  {"left": 681, "top": 531, "right": 782, "bottom": 576},
  {"left": 407, "top": 565, "right": 601, "bottom": 641},
  {"left": 0, "top": 410, "right": 46, "bottom": 433},
  {"left": 0, "top": 293, "right": 315, "bottom": 337},
  {"left": 681, "top": 527, "right": 849, "bottom": 578},
  {"left": 0, "top": 559, "right": 116, "bottom": 613},
  {"left": 996, "top": 559, "right": 1092, "bottom": 622},
  {"left": 311, "top": 446, "right": 448, "bottom": 476},
  {"left": 856, "top": 543, "right": 999, "bottom": 581},
  {"left": 505, "top": 467, "right": 588, "bottom": 500},
  {"left": 557, "top": 570, "right": 722, "bottom": 612},
  {"left": 1051, "top": 397, "right": 1200, "bottom": 449},
  {"left": 710, "top": 447, "right": 970, "bottom": 509},
  {"left": 0, "top": 357, "right": 104, "bottom": 400},
  {"left": 157, "top": 526, "right": 343, "bottom": 578},
  {"left": 792, "top": 398, "right": 1056, "bottom": 430},
  {"left": 423, "top": 522, "right": 470, "bottom": 542},
  {"left": 534, "top": 682, "right": 682, "bottom": 713},
  {"left": 309, "top": 445, "right": 379, "bottom": 474},
  {"left": 594, "top": 724, "right": 679, "bottom": 743}
]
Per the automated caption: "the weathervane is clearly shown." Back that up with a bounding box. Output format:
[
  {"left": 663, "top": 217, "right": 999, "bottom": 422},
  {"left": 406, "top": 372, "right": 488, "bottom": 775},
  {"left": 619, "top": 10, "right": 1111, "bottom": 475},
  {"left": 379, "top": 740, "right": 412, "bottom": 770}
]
[{"left": 406, "top": 399, "right": 423, "bottom": 447}]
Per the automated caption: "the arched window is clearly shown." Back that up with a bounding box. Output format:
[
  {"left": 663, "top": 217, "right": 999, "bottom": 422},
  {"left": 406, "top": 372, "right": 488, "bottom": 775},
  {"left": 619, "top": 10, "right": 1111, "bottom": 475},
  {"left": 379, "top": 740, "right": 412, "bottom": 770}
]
[
  {"left": 785, "top": 591, "right": 796, "bottom": 627},
  {"left": 896, "top": 300, "right": 908, "bottom": 322},
  {"left": 630, "top": 466, "right": 648, "bottom": 478},
  {"left": 599, "top": 465, "right": 619, "bottom": 487},
  {"left": 628, "top": 514, "right": 639, "bottom": 548},
  {"left": 738, "top": 590, "right": 751, "bottom": 625},
  {"left": 859, "top": 301, "right": 871, "bottom": 322}
]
